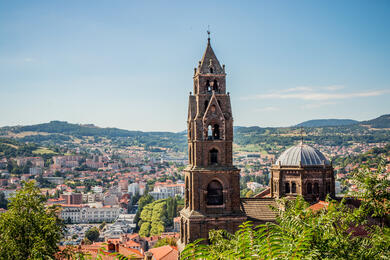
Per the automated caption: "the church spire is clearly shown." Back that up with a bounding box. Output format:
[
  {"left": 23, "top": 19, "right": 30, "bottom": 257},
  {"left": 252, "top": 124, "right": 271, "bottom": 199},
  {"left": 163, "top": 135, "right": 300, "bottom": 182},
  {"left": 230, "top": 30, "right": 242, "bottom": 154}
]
[{"left": 198, "top": 32, "right": 224, "bottom": 75}]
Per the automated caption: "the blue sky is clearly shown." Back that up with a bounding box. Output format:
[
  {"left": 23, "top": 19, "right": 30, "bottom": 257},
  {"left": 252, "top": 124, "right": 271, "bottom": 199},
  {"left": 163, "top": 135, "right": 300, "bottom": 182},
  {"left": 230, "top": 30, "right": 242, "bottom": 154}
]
[{"left": 1, "top": 0, "right": 389, "bottom": 132}]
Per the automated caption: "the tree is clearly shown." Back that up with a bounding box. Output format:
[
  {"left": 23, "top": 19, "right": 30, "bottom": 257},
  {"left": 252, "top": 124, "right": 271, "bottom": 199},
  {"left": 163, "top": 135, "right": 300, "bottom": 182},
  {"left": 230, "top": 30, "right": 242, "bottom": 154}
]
[
  {"left": 0, "top": 191, "right": 7, "bottom": 209},
  {"left": 154, "top": 237, "right": 177, "bottom": 248},
  {"left": 0, "top": 181, "right": 64, "bottom": 259},
  {"left": 85, "top": 227, "right": 99, "bottom": 242},
  {"left": 351, "top": 161, "right": 390, "bottom": 226}
]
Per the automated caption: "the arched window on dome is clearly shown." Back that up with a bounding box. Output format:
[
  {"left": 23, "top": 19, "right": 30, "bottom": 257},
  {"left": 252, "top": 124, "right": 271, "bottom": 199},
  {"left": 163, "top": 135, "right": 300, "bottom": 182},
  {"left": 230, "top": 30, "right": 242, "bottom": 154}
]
[
  {"left": 307, "top": 182, "right": 312, "bottom": 195},
  {"left": 210, "top": 148, "right": 218, "bottom": 165},
  {"left": 292, "top": 182, "right": 296, "bottom": 193},
  {"left": 326, "top": 182, "right": 331, "bottom": 194},
  {"left": 314, "top": 183, "right": 319, "bottom": 194},
  {"left": 206, "top": 180, "right": 223, "bottom": 205},
  {"left": 285, "top": 182, "right": 290, "bottom": 194}
]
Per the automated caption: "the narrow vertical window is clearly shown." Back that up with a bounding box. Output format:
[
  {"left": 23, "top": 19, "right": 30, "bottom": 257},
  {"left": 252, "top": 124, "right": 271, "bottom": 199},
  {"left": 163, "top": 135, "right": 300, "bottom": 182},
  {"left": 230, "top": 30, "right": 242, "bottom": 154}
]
[
  {"left": 307, "top": 183, "right": 312, "bottom": 194},
  {"left": 213, "top": 80, "right": 218, "bottom": 91},
  {"left": 292, "top": 182, "right": 296, "bottom": 193},
  {"left": 206, "top": 180, "right": 223, "bottom": 205},
  {"left": 210, "top": 148, "right": 218, "bottom": 164},
  {"left": 213, "top": 124, "right": 220, "bottom": 139},
  {"left": 314, "top": 183, "right": 319, "bottom": 194},
  {"left": 285, "top": 182, "right": 290, "bottom": 194}
]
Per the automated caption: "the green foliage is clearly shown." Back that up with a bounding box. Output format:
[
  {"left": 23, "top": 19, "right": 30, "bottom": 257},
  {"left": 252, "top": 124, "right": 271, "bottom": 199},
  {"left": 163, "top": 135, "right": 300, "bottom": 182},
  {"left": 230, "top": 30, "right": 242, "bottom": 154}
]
[
  {"left": 0, "top": 191, "right": 8, "bottom": 209},
  {"left": 0, "top": 138, "right": 37, "bottom": 158},
  {"left": 138, "top": 196, "right": 182, "bottom": 237},
  {"left": 154, "top": 237, "right": 177, "bottom": 248},
  {"left": 85, "top": 227, "right": 100, "bottom": 242},
  {"left": 182, "top": 165, "right": 390, "bottom": 260},
  {"left": 139, "top": 200, "right": 167, "bottom": 237},
  {"left": 351, "top": 161, "right": 390, "bottom": 225},
  {"left": 0, "top": 181, "right": 64, "bottom": 259}
]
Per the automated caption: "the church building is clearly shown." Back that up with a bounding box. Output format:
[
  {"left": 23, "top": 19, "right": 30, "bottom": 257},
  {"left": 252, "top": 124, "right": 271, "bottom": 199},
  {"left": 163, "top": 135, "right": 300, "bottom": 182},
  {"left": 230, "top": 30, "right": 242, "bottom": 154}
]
[{"left": 178, "top": 36, "right": 335, "bottom": 251}]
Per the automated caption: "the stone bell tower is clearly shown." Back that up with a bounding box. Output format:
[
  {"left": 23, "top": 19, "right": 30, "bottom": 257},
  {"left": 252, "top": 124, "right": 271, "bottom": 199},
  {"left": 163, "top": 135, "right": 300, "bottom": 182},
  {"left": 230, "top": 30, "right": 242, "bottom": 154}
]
[{"left": 178, "top": 34, "right": 246, "bottom": 251}]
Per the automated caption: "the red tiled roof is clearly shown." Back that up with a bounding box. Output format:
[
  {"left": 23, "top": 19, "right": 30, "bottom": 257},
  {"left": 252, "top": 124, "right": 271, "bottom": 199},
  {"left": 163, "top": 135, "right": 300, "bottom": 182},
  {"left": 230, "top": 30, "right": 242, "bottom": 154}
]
[
  {"left": 149, "top": 245, "right": 178, "bottom": 260},
  {"left": 309, "top": 201, "right": 329, "bottom": 212}
]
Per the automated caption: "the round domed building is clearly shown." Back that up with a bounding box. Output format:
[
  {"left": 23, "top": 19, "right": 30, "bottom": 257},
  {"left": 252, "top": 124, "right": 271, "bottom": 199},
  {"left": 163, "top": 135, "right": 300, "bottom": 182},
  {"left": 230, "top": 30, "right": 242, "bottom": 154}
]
[{"left": 270, "top": 142, "right": 335, "bottom": 201}]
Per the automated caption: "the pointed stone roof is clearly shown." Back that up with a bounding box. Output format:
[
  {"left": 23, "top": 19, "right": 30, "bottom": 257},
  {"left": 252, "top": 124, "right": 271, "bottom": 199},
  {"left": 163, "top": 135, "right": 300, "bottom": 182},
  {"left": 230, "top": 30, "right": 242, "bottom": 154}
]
[{"left": 198, "top": 38, "right": 224, "bottom": 74}]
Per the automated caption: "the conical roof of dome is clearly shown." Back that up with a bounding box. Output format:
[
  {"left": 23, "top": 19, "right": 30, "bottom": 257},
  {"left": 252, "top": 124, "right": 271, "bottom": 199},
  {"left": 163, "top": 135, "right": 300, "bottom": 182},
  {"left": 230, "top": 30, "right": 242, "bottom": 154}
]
[{"left": 275, "top": 143, "right": 330, "bottom": 167}]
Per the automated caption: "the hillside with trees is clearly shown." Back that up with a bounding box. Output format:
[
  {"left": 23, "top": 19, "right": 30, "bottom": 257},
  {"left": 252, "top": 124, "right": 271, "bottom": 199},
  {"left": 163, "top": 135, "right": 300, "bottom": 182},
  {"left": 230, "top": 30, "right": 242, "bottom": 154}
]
[
  {"left": 296, "top": 119, "right": 358, "bottom": 127},
  {"left": 1, "top": 115, "right": 390, "bottom": 155}
]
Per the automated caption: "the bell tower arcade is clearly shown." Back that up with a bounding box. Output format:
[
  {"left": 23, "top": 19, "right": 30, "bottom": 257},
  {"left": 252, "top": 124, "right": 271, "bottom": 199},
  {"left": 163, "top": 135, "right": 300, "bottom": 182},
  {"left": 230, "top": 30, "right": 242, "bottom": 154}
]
[{"left": 178, "top": 35, "right": 246, "bottom": 251}]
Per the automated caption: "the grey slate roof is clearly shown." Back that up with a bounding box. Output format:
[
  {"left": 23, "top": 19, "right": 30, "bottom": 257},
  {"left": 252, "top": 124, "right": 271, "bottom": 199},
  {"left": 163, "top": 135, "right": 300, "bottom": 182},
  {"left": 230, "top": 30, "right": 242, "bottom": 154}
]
[
  {"left": 275, "top": 143, "right": 330, "bottom": 167},
  {"left": 240, "top": 198, "right": 277, "bottom": 222}
]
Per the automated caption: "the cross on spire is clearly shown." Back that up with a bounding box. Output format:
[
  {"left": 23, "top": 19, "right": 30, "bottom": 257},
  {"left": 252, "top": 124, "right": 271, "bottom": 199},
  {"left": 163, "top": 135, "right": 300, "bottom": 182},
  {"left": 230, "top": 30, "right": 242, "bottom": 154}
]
[{"left": 207, "top": 26, "right": 210, "bottom": 44}]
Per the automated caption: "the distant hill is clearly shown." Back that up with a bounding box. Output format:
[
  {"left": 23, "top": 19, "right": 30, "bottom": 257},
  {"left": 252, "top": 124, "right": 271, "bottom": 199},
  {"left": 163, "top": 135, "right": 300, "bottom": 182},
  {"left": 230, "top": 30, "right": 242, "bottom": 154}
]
[
  {"left": 0, "top": 121, "right": 187, "bottom": 152},
  {"left": 1, "top": 114, "right": 389, "bottom": 154},
  {"left": 296, "top": 119, "right": 358, "bottom": 127},
  {"left": 360, "top": 114, "right": 390, "bottom": 129}
]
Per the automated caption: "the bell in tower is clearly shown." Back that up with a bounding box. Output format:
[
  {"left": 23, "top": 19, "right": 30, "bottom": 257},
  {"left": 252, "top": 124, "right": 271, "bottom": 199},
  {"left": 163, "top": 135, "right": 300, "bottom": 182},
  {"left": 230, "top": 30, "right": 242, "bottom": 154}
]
[{"left": 178, "top": 34, "right": 246, "bottom": 252}]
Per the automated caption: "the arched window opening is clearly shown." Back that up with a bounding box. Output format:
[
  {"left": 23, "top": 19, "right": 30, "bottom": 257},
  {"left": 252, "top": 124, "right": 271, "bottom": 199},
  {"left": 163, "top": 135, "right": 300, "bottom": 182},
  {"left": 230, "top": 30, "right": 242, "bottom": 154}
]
[
  {"left": 189, "top": 146, "right": 192, "bottom": 164},
  {"left": 206, "top": 80, "right": 211, "bottom": 93},
  {"left": 204, "top": 100, "right": 209, "bottom": 111},
  {"left": 206, "top": 180, "right": 223, "bottom": 205},
  {"left": 210, "top": 148, "right": 218, "bottom": 164},
  {"left": 326, "top": 182, "right": 330, "bottom": 194},
  {"left": 314, "top": 183, "right": 319, "bottom": 194},
  {"left": 209, "top": 67, "right": 213, "bottom": 73},
  {"left": 185, "top": 177, "right": 189, "bottom": 208},
  {"left": 185, "top": 222, "right": 188, "bottom": 243},
  {"left": 292, "top": 182, "right": 296, "bottom": 193},
  {"left": 285, "top": 182, "right": 290, "bottom": 194},
  {"left": 307, "top": 183, "right": 312, "bottom": 194},
  {"left": 213, "top": 124, "right": 220, "bottom": 140},
  {"left": 180, "top": 219, "right": 184, "bottom": 242},
  {"left": 207, "top": 125, "right": 213, "bottom": 140},
  {"left": 213, "top": 80, "right": 218, "bottom": 92}
]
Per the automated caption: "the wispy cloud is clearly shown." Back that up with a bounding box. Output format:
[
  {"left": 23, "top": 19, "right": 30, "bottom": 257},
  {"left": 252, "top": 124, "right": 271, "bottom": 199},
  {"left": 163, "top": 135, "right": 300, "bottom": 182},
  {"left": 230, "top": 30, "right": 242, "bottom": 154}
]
[
  {"left": 255, "top": 106, "right": 279, "bottom": 112},
  {"left": 242, "top": 85, "right": 389, "bottom": 101},
  {"left": 301, "top": 101, "right": 336, "bottom": 109}
]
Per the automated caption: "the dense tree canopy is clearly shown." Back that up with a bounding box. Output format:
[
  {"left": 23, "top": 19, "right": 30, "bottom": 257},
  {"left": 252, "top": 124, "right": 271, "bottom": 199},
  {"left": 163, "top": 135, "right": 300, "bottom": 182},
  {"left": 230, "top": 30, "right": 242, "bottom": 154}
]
[
  {"left": 0, "top": 181, "right": 64, "bottom": 259},
  {"left": 85, "top": 227, "right": 100, "bottom": 242}
]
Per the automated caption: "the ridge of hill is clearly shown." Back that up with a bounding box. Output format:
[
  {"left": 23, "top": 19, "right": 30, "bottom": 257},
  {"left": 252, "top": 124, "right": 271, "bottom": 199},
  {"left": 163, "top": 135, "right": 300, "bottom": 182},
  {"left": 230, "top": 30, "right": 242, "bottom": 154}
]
[
  {"left": 295, "top": 114, "right": 390, "bottom": 128},
  {"left": 0, "top": 114, "right": 389, "bottom": 154},
  {"left": 360, "top": 114, "right": 390, "bottom": 128},
  {"left": 295, "top": 119, "right": 358, "bottom": 127}
]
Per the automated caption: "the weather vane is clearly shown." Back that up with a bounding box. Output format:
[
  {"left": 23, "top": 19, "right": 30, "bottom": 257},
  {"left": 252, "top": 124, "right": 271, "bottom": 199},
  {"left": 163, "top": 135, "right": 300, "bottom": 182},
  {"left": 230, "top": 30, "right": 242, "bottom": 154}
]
[{"left": 207, "top": 25, "right": 210, "bottom": 41}]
